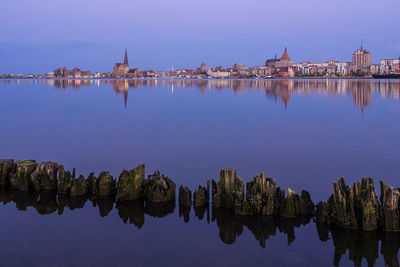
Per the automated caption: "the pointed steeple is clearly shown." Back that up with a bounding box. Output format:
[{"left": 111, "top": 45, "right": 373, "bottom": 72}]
[
  {"left": 361, "top": 41, "right": 363, "bottom": 50},
  {"left": 124, "top": 49, "right": 128, "bottom": 65},
  {"left": 281, "top": 46, "right": 291, "bottom": 60}
]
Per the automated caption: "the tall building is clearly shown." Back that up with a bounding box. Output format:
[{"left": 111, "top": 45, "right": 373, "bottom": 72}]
[
  {"left": 352, "top": 44, "right": 372, "bottom": 67},
  {"left": 113, "top": 49, "right": 130, "bottom": 78}
]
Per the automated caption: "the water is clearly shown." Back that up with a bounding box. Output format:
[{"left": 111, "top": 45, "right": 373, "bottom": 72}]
[{"left": 1, "top": 79, "right": 400, "bottom": 266}]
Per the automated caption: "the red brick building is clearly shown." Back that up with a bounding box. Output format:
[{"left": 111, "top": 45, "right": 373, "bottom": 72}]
[{"left": 352, "top": 45, "right": 372, "bottom": 67}]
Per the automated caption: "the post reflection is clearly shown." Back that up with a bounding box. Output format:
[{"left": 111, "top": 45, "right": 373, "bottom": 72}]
[
  {"left": 1, "top": 186, "right": 400, "bottom": 266},
  {"left": 315, "top": 223, "right": 400, "bottom": 267},
  {"left": 212, "top": 208, "right": 312, "bottom": 247}
]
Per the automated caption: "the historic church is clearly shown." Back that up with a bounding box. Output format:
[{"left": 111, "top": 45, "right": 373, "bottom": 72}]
[
  {"left": 113, "top": 49, "right": 129, "bottom": 78},
  {"left": 265, "top": 47, "right": 293, "bottom": 68}
]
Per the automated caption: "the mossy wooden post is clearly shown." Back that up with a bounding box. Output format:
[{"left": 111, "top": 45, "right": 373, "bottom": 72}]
[
  {"left": 380, "top": 180, "right": 400, "bottom": 231},
  {"left": 143, "top": 171, "right": 176, "bottom": 202},
  {"left": 70, "top": 175, "right": 89, "bottom": 197},
  {"left": 0, "top": 159, "right": 14, "bottom": 185},
  {"left": 179, "top": 185, "right": 192, "bottom": 206},
  {"left": 193, "top": 180, "right": 210, "bottom": 207},
  {"left": 98, "top": 171, "right": 116, "bottom": 196},
  {"left": 212, "top": 168, "right": 244, "bottom": 209},
  {"left": 30, "top": 162, "right": 58, "bottom": 192},
  {"left": 9, "top": 160, "right": 37, "bottom": 191},
  {"left": 116, "top": 164, "right": 145, "bottom": 201},
  {"left": 57, "top": 165, "right": 73, "bottom": 195}
]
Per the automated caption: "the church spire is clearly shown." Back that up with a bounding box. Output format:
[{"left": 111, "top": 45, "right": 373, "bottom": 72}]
[
  {"left": 281, "top": 46, "right": 290, "bottom": 60},
  {"left": 124, "top": 49, "right": 128, "bottom": 65}
]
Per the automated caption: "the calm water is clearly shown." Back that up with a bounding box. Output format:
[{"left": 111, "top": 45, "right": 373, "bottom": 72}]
[{"left": 1, "top": 79, "right": 400, "bottom": 266}]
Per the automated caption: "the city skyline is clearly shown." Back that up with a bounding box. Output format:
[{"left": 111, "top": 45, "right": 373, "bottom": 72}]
[
  {"left": 5, "top": 45, "right": 398, "bottom": 79},
  {"left": 1, "top": 0, "right": 400, "bottom": 73},
  {"left": 1, "top": 42, "right": 399, "bottom": 75}
]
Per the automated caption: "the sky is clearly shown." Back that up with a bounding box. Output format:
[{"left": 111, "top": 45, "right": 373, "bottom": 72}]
[{"left": 1, "top": 0, "right": 400, "bottom": 74}]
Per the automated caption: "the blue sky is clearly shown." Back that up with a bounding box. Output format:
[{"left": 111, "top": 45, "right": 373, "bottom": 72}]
[{"left": 1, "top": 0, "right": 399, "bottom": 73}]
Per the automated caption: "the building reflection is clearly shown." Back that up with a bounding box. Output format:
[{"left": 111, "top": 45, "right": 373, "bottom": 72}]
[
  {"left": 5, "top": 79, "right": 399, "bottom": 109},
  {"left": 52, "top": 79, "right": 92, "bottom": 90},
  {"left": 2, "top": 186, "right": 400, "bottom": 267},
  {"left": 112, "top": 80, "right": 129, "bottom": 107}
]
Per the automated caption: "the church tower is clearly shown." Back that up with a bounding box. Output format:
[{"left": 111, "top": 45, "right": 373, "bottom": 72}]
[{"left": 124, "top": 49, "right": 128, "bottom": 65}]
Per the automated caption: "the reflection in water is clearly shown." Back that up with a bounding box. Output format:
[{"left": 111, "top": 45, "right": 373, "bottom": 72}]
[
  {"left": 1, "top": 187, "right": 400, "bottom": 267},
  {"left": 4, "top": 79, "right": 398, "bottom": 110},
  {"left": 116, "top": 200, "right": 145, "bottom": 229},
  {"left": 179, "top": 205, "right": 191, "bottom": 223},
  {"left": 212, "top": 208, "right": 312, "bottom": 247},
  {"left": 112, "top": 80, "right": 129, "bottom": 107},
  {"left": 315, "top": 224, "right": 400, "bottom": 267},
  {"left": 194, "top": 204, "right": 210, "bottom": 223}
]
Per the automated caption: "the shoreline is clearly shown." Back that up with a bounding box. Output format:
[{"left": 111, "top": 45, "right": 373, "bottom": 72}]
[{"left": 1, "top": 77, "right": 399, "bottom": 81}]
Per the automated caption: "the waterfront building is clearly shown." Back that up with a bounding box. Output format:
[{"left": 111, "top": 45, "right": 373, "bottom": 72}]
[
  {"left": 276, "top": 47, "right": 293, "bottom": 68},
  {"left": 237, "top": 67, "right": 250, "bottom": 77},
  {"left": 265, "top": 47, "right": 293, "bottom": 68},
  {"left": 352, "top": 44, "right": 372, "bottom": 67},
  {"left": 54, "top": 66, "right": 91, "bottom": 78},
  {"left": 142, "top": 70, "right": 158, "bottom": 78},
  {"left": 62, "top": 66, "right": 68, "bottom": 77},
  {"left": 126, "top": 68, "right": 141, "bottom": 78},
  {"left": 54, "top": 67, "right": 63, "bottom": 77},
  {"left": 265, "top": 53, "right": 279, "bottom": 68},
  {"left": 157, "top": 71, "right": 171, "bottom": 78},
  {"left": 293, "top": 61, "right": 351, "bottom": 76},
  {"left": 200, "top": 62, "right": 206, "bottom": 72},
  {"left": 113, "top": 49, "right": 129, "bottom": 78},
  {"left": 233, "top": 63, "right": 245, "bottom": 70},
  {"left": 208, "top": 67, "right": 231, "bottom": 78},
  {"left": 176, "top": 69, "right": 194, "bottom": 78},
  {"left": 248, "top": 66, "right": 272, "bottom": 77},
  {"left": 380, "top": 58, "right": 400, "bottom": 74},
  {"left": 264, "top": 47, "right": 294, "bottom": 77}
]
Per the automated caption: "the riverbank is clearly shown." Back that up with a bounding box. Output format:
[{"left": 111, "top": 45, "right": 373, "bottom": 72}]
[{"left": 1, "top": 76, "right": 397, "bottom": 80}]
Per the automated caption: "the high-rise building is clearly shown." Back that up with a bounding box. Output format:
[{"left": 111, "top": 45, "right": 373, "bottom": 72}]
[{"left": 352, "top": 44, "right": 372, "bottom": 67}]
